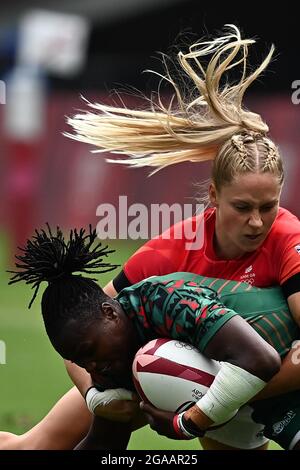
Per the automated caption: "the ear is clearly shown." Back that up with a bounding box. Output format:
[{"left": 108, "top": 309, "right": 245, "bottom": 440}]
[
  {"left": 209, "top": 182, "right": 219, "bottom": 207},
  {"left": 101, "top": 301, "right": 119, "bottom": 322}
]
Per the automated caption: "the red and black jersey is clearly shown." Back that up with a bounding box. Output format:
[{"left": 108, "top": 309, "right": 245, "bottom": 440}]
[{"left": 113, "top": 207, "right": 300, "bottom": 297}]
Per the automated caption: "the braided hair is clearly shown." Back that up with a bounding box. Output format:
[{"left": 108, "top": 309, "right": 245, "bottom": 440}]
[
  {"left": 66, "top": 25, "right": 278, "bottom": 176},
  {"left": 66, "top": 25, "right": 284, "bottom": 199},
  {"left": 9, "top": 224, "right": 119, "bottom": 347}
]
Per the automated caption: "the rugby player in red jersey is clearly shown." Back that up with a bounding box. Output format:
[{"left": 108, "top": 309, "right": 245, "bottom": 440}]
[{"left": 1, "top": 25, "right": 300, "bottom": 451}]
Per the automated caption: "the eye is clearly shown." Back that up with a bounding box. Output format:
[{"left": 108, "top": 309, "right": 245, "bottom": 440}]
[
  {"left": 260, "top": 205, "right": 276, "bottom": 212},
  {"left": 234, "top": 205, "right": 250, "bottom": 212}
]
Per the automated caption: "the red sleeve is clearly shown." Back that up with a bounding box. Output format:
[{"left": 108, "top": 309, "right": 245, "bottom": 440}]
[
  {"left": 280, "top": 237, "right": 300, "bottom": 284},
  {"left": 123, "top": 216, "right": 200, "bottom": 285},
  {"left": 276, "top": 210, "right": 300, "bottom": 284},
  {"left": 123, "top": 242, "right": 177, "bottom": 284}
]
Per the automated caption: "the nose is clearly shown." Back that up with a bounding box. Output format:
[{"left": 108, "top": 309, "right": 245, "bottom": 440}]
[{"left": 248, "top": 210, "right": 263, "bottom": 228}]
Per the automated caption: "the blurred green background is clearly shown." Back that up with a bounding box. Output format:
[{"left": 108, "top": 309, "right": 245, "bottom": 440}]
[{"left": 0, "top": 236, "right": 280, "bottom": 449}]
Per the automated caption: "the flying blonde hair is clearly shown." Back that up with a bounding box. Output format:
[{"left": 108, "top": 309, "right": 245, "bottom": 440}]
[{"left": 66, "top": 25, "right": 276, "bottom": 176}]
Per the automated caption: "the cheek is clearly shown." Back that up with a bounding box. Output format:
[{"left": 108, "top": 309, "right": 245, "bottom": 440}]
[
  {"left": 259, "top": 207, "right": 278, "bottom": 229},
  {"left": 110, "top": 334, "right": 132, "bottom": 362},
  {"left": 219, "top": 207, "right": 244, "bottom": 232}
]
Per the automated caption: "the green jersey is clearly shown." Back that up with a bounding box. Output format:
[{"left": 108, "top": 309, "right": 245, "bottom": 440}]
[{"left": 117, "top": 272, "right": 299, "bottom": 356}]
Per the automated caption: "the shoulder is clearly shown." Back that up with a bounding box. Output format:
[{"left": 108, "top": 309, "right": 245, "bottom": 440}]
[
  {"left": 266, "top": 208, "right": 300, "bottom": 283},
  {"left": 121, "top": 209, "right": 212, "bottom": 285},
  {"left": 277, "top": 206, "right": 299, "bottom": 221},
  {"left": 137, "top": 207, "right": 213, "bottom": 248}
]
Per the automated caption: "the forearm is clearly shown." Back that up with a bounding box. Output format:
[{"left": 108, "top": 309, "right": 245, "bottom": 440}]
[
  {"left": 185, "top": 316, "right": 280, "bottom": 432},
  {"left": 194, "top": 362, "right": 266, "bottom": 425},
  {"left": 74, "top": 415, "right": 132, "bottom": 450},
  {"left": 64, "top": 360, "right": 92, "bottom": 397},
  {"left": 252, "top": 346, "right": 300, "bottom": 401},
  {"left": 287, "top": 291, "right": 300, "bottom": 328}
]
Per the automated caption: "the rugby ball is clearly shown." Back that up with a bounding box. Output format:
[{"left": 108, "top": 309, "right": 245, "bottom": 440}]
[{"left": 132, "top": 338, "right": 221, "bottom": 414}]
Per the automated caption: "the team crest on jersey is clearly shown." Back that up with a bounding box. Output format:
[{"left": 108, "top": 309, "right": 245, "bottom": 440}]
[
  {"left": 240, "top": 265, "right": 255, "bottom": 284},
  {"left": 294, "top": 244, "right": 300, "bottom": 255}
]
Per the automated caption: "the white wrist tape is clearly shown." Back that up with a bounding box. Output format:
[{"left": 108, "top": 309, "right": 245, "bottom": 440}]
[
  {"left": 196, "top": 362, "right": 267, "bottom": 424},
  {"left": 85, "top": 387, "right": 134, "bottom": 415}
]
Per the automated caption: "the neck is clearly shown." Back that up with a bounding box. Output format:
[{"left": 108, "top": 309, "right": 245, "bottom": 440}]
[{"left": 213, "top": 225, "right": 245, "bottom": 260}]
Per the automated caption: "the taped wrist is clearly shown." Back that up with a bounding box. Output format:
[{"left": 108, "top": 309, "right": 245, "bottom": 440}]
[
  {"left": 85, "top": 386, "right": 134, "bottom": 415},
  {"left": 196, "top": 362, "right": 267, "bottom": 424}
]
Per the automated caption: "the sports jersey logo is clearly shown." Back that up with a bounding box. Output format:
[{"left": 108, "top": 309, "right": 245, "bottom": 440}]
[
  {"left": 240, "top": 265, "right": 256, "bottom": 284},
  {"left": 294, "top": 244, "right": 300, "bottom": 254},
  {"left": 271, "top": 410, "right": 296, "bottom": 435}
]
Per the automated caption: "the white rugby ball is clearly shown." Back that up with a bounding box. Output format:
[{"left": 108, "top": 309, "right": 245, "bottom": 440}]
[{"left": 132, "top": 338, "right": 221, "bottom": 413}]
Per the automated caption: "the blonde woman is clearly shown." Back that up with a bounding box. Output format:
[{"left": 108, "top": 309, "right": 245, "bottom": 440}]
[{"left": 1, "top": 25, "right": 300, "bottom": 451}]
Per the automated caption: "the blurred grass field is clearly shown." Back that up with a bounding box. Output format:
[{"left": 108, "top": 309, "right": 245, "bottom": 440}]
[{"left": 0, "top": 234, "right": 280, "bottom": 449}]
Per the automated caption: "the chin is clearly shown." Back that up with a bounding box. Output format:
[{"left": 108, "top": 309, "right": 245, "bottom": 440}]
[
  {"left": 246, "top": 242, "right": 263, "bottom": 252},
  {"left": 241, "top": 239, "right": 265, "bottom": 253},
  {"left": 244, "top": 245, "right": 259, "bottom": 253}
]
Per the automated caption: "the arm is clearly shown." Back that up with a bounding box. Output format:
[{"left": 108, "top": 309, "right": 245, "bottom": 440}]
[
  {"left": 104, "top": 280, "right": 118, "bottom": 298},
  {"left": 194, "top": 315, "right": 280, "bottom": 426},
  {"left": 65, "top": 360, "right": 93, "bottom": 397},
  {"left": 287, "top": 291, "right": 300, "bottom": 326},
  {"left": 141, "top": 315, "right": 281, "bottom": 439},
  {"left": 74, "top": 415, "right": 132, "bottom": 450},
  {"left": 251, "top": 290, "right": 300, "bottom": 401}
]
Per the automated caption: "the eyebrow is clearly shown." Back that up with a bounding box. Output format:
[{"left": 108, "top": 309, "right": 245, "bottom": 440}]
[{"left": 232, "top": 199, "right": 278, "bottom": 205}]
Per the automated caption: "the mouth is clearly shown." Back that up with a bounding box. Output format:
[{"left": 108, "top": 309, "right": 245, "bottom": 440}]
[{"left": 244, "top": 234, "right": 263, "bottom": 241}]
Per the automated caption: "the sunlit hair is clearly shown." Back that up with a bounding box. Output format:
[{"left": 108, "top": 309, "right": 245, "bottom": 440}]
[{"left": 66, "top": 24, "right": 283, "bottom": 186}]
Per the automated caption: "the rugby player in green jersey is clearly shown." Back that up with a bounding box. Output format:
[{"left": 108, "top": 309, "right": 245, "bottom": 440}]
[{"left": 8, "top": 226, "right": 300, "bottom": 450}]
